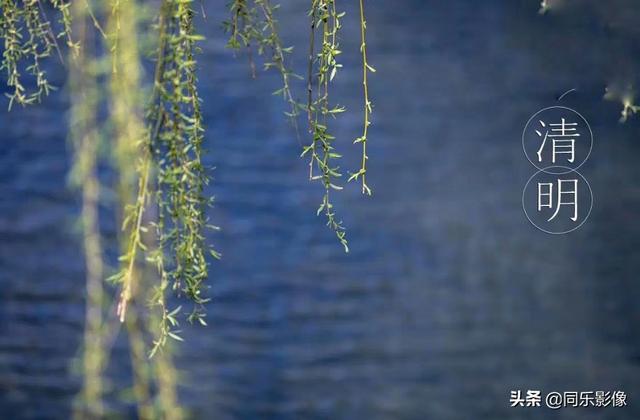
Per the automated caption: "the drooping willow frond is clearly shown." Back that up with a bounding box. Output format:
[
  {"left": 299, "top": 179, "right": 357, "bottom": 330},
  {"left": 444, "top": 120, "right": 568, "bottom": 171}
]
[
  {"left": 0, "top": 0, "right": 72, "bottom": 108},
  {"left": 106, "top": 0, "right": 216, "bottom": 355},
  {"left": 67, "top": 0, "right": 104, "bottom": 416},
  {"left": 224, "top": 0, "right": 377, "bottom": 251},
  {"left": 225, "top": 0, "right": 304, "bottom": 131},
  {"left": 348, "top": 0, "right": 374, "bottom": 195},
  {"left": 145, "top": 0, "right": 217, "bottom": 339},
  {"left": 301, "top": 0, "right": 349, "bottom": 252},
  {"left": 107, "top": 0, "right": 152, "bottom": 330},
  {"left": 225, "top": 0, "right": 259, "bottom": 76},
  {"left": 107, "top": 6, "right": 186, "bottom": 409}
]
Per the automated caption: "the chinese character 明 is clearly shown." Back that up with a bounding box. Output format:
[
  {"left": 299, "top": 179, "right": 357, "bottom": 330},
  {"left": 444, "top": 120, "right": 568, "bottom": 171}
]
[
  {"left": 537, "top": 179, "right": 578, "bottom": 222},
  {"left": 536, "top": 118, "right": 579, "bottom": 164},
  {"left": 510, "top": 390, "right": 525, "bottom": 407}
]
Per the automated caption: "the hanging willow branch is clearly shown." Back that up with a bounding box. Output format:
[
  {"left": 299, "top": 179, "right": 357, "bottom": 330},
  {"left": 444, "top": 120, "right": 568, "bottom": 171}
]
[
  {"left": 225, "top": 0, "right": 303, "bottom": 131},
  {"left": 348, "top": 0, "right": 374, "bottom": 195},
  {"left": 108, "top": 0, "right": 146, "bottom": 326},
  {"left": 145, "top": 0, "right": 217, "bottom": 344},
  {"left": 68, "top": 0, "right": 104, "bottom": 415},
  {"left": 224, "top": 0, "right": 376, "bottom": 250},
  {"left": 0, "top": 0, "right": 69, "bottom": 108},
  {"left": 301, "top": 0, "right": 348, "bottom": 252},
  {"left": 225, "top": 0, "right": 258, "bottom": 76},
  {"left": 225, "top": 0, "right": 352, "bottom": 251},
  {"left": 256, "top": 0, "right": 303, "bottom": 129}
]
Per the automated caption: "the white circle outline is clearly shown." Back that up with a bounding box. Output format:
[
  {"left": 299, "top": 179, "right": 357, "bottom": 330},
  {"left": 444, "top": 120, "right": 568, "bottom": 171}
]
[
  {"left": 521, "top": 166, "right": 593, "bottom": 235},
  {"left": 522, "top": 106, "right": 593, "bottom": 174}
]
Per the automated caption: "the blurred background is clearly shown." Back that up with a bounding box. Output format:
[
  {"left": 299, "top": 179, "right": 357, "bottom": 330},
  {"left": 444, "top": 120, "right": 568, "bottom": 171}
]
[{"left": 1, "top": 0, "right": 640, "bottom": 418}]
